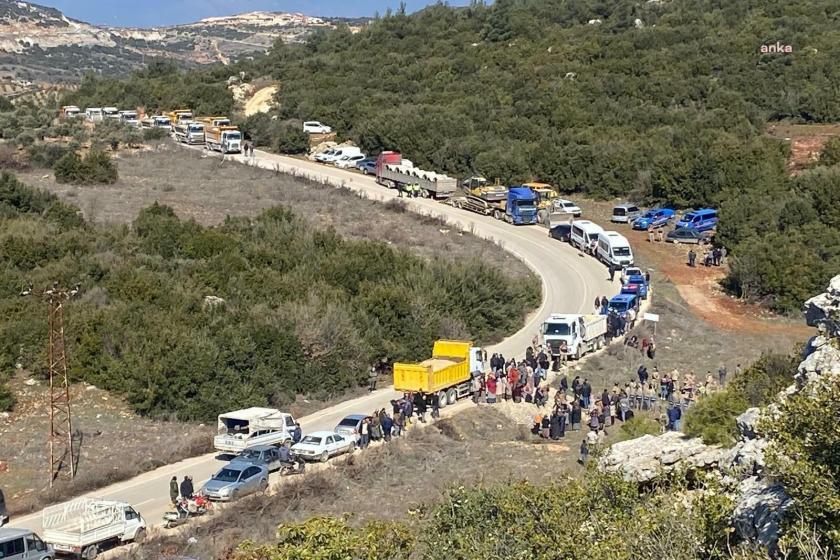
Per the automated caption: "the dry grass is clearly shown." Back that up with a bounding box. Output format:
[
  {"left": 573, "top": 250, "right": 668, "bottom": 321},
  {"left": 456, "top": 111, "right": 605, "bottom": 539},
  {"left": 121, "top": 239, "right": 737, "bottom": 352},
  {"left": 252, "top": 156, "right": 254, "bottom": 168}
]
[
  {"left": 128, "top": 407, "right": 580, "bottom": 559},
  {"left": 18, "top": 145, "right": 528, "bottom": 276},
  {"left": 0, "top": 374, "right": 213, "bottom": 515}
]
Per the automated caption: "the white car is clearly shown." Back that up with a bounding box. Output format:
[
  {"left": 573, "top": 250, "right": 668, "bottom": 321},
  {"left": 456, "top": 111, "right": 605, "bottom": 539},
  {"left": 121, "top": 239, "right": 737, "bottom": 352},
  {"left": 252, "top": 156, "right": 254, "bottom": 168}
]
[
  {"left": 334, "top": 153, "right": 366, "bottom": 168},
  {"left": 621, "top": 266, "right": 644, "bottom": 284},
  {"left": 555, "top": 199, "right": 582, "bottom": 217},
  {"left": 303, "top": 121, "right": 332, "bottom": 134},
  {"left": 291, "top": 431, "right": 355, "bottom": 462},
  {"left": 315, "top": 148, "right": 338, "bottom": 163}
]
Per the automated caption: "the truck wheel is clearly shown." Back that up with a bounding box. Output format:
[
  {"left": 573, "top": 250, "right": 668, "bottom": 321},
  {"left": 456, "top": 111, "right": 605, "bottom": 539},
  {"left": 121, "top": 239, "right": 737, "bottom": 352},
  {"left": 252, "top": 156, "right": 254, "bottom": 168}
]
[
  {"left": 437, "top": 390, "right": 448, "bottom": 409},
  {"left": 537, "top": 209, "right": 548, "bottom": 224},
  {"left": 576, "top": 346, "right": 583, "bottom": 360},
  {"left": 134, "top": 529, "right": 147, "bottom": 543},
  {"left": 83, "top": 545, "right": 99, "bottom": 560},
  {"left": 493, "top": 210, "right": 502, "bottom": 221},
  {"left": 446, "top": 388, "right": 458, "bottom": 405}
]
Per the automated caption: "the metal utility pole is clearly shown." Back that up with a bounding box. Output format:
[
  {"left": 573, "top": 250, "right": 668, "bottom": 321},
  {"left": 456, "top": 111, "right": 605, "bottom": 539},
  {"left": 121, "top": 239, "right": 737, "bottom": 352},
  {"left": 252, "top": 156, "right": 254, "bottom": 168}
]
[{"left": 23, "top": 282, "right": 80, "bottom": 486}]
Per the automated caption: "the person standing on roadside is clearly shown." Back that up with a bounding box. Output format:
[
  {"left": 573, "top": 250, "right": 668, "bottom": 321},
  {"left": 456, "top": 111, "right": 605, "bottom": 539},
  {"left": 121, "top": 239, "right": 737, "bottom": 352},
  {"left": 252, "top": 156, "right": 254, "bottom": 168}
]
[
  {"left": 368, "top": 366, "right": 378, "bottom": 392},
  {"left": 169, "top": 476, "right": 179, "bottom": 505},
  {"left": 360, "top": 417, "right": 370, "bottom": 448},
  {"left": 179, "top": 475, "right": 194, "bottom": 500},
  {"left": 718, "top": 364, "right": 727, "bottom": 387}
]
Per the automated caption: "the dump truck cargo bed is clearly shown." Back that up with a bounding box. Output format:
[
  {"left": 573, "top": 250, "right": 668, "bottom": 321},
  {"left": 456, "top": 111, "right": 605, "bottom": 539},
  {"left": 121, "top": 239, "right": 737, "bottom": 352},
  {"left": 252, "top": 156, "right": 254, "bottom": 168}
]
[{"left": 393, "top": 340, "right": 473, "bottom": 394}]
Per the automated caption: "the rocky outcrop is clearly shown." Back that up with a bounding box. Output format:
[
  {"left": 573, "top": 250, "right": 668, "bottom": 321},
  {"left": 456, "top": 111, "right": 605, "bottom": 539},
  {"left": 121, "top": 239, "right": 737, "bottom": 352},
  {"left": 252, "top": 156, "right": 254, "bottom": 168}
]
[
  {"left": 736, "top": 407, "right": 760, "bottom": 441},
  {"left": 732, "top": 477, "right": 793, "bottom": 552},
  {"left": 600, "top": 274, "right": 840, "bottom": 552},
  {"left": 600, "top": 432, "right": 728, "bottom": 482}
]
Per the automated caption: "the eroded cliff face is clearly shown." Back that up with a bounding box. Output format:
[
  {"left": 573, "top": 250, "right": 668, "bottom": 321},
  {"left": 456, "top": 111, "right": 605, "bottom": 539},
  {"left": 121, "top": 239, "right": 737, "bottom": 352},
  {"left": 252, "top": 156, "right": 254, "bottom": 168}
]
[{"left": 600, "top": 274, "right": 840, "bottom": 551}]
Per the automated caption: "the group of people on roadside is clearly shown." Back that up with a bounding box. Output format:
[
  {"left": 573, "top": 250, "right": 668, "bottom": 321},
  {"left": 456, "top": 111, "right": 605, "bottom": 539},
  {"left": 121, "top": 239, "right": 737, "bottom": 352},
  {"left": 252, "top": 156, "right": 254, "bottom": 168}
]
[
  {"left": 688, "top": 246, "right": 726, "bottom": 267},
  {"left": 358, "top": 392, "right": 444, "bottom": 447},
  {"left": 169, "top": 475, "right": 194, "bottom": 505}
]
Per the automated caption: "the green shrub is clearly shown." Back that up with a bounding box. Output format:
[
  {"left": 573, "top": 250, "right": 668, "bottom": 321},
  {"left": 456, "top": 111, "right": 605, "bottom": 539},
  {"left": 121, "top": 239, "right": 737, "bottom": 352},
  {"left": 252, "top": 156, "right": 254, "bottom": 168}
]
[
  {"left": 619, "top": 415, "right": 661, "bottom": 440},
  {"left": 141, "top": 127, "right": 167, "bottom": 141},
  {"left": 727, "top": 352, "right": 798, "bottom": 407},
  {"left": 0, "top": 378, "right": 14, "bottom": 412},
  {"left": 27, "top": 143, "right": 71, "bottom": 168},
  {"left": 763, "top": 373, "right": 840, "bottom": 551},
  {"left": 54, "top": 149, "right": 118, "bottom": 185},
  {"left": 273, "top": 122, "right": 309, "bottom": 154},
  {"left": 683, "top": 390, "right": 749, "bottom": 446},
  {"left": 819, "top": 137, "right": 840, "bottom": 167}
]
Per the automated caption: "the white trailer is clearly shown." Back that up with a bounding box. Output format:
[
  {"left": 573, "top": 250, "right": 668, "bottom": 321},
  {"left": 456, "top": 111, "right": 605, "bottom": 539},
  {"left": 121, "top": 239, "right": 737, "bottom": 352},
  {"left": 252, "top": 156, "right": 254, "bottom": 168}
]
[
  {"left": 541, "top": 313, "right": 608, "bottom": 360},
  {"left": 42, "top": 498, "right": 145, "bottom": 559},
  {"left": 214, "top": 407, "right": 297, "bottom": 454},
  {"left": 376, "top": 164, "right": 457, "bottom": 199}
]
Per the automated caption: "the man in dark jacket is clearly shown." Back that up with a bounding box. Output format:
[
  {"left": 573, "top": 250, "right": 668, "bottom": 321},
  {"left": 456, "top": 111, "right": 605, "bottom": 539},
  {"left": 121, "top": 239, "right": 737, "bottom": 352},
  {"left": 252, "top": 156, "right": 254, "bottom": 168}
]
[
  {"left": 667, "top": 404, "right": 682, "bottom": 431},
  {"left": 169, "top": 476, "right": 179, "bottom": 505},
  {"left": 414, "top": 391, "right": 427, "bottom": 423},
  {"left": 179, "top": 475, "right": 194, "bottom": 499},
  {"left": 382, "top": 413, "right": 393, "bottom": 441},
  {"left": 581, "top": 380, "right": 592, "bottom": 408}
]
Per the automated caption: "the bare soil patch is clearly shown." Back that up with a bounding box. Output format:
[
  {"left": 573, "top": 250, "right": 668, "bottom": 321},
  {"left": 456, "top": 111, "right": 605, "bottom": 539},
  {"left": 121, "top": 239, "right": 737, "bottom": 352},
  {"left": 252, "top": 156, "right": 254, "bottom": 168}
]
[
  {"left": 765, "top": 122, "right": 840, "bottom": 174},
  {"left": 0, "top": 374, "right": 213, "bottom": 515},
  {"left": 579, "top": 198, "right": 810, "bottom": 337},
  {"left": 18, "top": 145, "right": 528, "bottom": 277}
]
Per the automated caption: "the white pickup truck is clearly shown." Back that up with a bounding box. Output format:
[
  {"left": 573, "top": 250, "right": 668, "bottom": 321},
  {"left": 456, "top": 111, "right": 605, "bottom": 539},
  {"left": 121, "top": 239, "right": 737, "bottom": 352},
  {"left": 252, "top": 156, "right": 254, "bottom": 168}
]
[
  {"left": 42, "top": 498, "right": 145, "bottom": 559},
  {"left": 214, "top": 407, "right": 298, "bottom": 454},
  {"left": 541, "top": 313, "right": 608, "bottom": 361}
]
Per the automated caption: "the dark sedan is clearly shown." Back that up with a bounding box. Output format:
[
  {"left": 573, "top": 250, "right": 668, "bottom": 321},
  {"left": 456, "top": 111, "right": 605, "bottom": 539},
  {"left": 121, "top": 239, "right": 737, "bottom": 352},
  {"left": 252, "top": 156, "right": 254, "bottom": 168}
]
[
  {"left": 548, "top": 223, "right": 572, "bottom": 242},
  {"left": 666, "top": 228, "right": 713, "bottom": 245}
]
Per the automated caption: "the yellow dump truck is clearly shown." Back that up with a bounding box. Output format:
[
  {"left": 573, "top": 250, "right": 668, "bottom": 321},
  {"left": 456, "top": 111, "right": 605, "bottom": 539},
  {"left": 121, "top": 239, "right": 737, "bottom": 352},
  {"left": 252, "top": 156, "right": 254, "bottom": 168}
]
[
  {"left": 166, "top": 109, "right": 193, "bottom": 127},
  {"left": 393, "top": 340, "right": 485, "bottom": 408},
  {"left": 197, "top": 115, "right": 231, "bottom": 128}
]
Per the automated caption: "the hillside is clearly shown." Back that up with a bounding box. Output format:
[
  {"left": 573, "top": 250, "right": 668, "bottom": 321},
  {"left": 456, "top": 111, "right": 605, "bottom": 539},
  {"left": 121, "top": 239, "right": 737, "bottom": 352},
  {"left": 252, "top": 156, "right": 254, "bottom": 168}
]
[{"left": 0, "top": 0, "right": 365, "bottom": 82}]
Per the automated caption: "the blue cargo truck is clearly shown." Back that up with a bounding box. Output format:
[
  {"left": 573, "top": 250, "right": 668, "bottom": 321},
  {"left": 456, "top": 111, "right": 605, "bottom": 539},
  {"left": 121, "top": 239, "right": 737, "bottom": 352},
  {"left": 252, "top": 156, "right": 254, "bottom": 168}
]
[{"left": 493, "top": 186, "right": 538, "bottom": 225}]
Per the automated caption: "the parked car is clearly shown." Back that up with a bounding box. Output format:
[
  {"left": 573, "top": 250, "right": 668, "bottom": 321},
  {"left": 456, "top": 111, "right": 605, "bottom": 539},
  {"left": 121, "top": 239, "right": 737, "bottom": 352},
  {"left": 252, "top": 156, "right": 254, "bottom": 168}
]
[
  {"left": 291, "top": 431, "right": 355, "bottom": 462},
  {"left": 623, "top": 274, "right": 649, "bottom": 299},
  {"left": 0, "top": 529, "right": 54, "bottom": 560},
  {"left": 200, "top": 464, "right": 269, "bottom": 501},
  {"left": 0, "top": 488, "right": 7, "bottom": 527},
  {"left": 548, "top": 223, "right": 572, "bottom": 242},
  {"left": 675, "top": 208, "right": 718, "bottom": 232},
  {"left": 334, "top": 414, "right": 370, "bottom": 443},
  {"left": 666, "top": 228, "right": 713, "bottom": 244},
  {"left": 621, "top": 266, "right": 644, "bottom": 284},
  {"left": 555, "top": 199, "right": 582, "bottom": 218},
  {"left": 632, "top": 208, "right": 675, "bottom": 230},
  {"left": 611, "top": 203, "right": 641, "bottom": 223},
  {"left": 303, "top": 121, "right": 332, "bottom": 134},
  {"left": 334, "top": 153, "right": 366, "bottom": 169},
  {"left": 355, "top": 158, "right": 377, "bottom": 175},
  {"left": 229, "top": 444, "right": 285, "bottom": 472}
]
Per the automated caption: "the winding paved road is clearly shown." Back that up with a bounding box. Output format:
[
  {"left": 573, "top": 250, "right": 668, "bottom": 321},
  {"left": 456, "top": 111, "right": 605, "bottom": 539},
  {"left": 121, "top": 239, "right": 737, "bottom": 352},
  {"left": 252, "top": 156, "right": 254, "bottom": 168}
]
[{"left": 11, "top": 148, "right": 618, "bottom": 534}]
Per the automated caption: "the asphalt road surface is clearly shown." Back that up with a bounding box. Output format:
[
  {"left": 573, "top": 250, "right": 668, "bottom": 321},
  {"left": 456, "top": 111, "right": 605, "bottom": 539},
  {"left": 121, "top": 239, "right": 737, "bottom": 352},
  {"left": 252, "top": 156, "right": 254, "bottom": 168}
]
[{"left": 11, "top": 147, "right": 618, "bottom": 535}]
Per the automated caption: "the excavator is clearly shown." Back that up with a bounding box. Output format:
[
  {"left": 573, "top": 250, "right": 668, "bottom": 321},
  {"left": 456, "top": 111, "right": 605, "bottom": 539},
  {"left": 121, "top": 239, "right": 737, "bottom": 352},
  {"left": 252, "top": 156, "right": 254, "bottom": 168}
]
[{"left": 523, "top": 181, "right": 566, "bottom": 224}]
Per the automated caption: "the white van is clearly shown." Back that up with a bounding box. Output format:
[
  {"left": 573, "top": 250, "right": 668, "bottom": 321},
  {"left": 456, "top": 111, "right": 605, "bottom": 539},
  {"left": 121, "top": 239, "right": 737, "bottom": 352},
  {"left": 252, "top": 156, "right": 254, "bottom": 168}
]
[
  {"left": 597, "top": 231, "right": 634, "bottom": 268},
  {"left": 0, "top": 529, "right": 54, "bottom": 560},
  {"left": 570, "top": 220, "right": 605, "bottom": 254},
  {"left": 84, "top": 108, "right": 103, "bottom": 122},
  {"left": 611, "top": 203, "right": 641, "bottom": 223}
]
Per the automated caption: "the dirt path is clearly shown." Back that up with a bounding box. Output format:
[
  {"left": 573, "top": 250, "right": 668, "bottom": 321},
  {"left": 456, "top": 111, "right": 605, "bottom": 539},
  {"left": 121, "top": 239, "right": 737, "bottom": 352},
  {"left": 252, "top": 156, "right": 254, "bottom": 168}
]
[
  {"left": 580, "top": 200, "right": 810, "bottom": 337},
  {"left": 244, "top": 85, "right": 277, "bottom": 116}
]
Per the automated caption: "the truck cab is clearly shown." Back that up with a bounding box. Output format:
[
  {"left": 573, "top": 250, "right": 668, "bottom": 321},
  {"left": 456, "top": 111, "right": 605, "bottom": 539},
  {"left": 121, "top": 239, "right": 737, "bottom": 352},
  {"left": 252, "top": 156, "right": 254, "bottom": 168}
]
[
  {"left": 541, "top": 313, "right": 607, "bottom": 360},
  {"left": 118, "top": 111, "right": 139, "bottom": 127},
  {"left": 496, "top": 187, "right": 538, "bottom": 225},
  {"left": 102, "top": 107, "right": 119, "bottom": 120}
]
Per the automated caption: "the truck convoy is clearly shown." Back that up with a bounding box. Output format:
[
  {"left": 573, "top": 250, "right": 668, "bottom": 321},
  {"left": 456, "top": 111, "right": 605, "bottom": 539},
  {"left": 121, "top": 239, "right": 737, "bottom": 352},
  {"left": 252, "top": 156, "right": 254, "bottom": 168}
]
[
  {"left": 541, "top": 313, "right": 608, "bottom": 361},
  {"left": 42, "top": 498, "right": 146, "bottom": 559},
  {"left": 204, "top": 125, "right": 242, "bottom": 154},
  {"left": 393, "top": 340, "right": 485, "bottom": 408},
  {"left": 375, "top": 152, "right": 457, "bottom": 199},
  {"left": 214, "top": 407, "right": 298, "bottom": 454}
]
